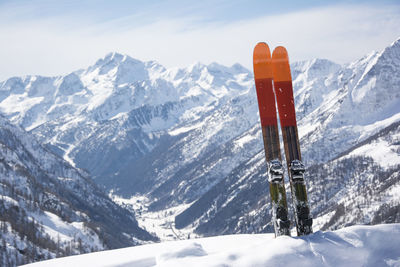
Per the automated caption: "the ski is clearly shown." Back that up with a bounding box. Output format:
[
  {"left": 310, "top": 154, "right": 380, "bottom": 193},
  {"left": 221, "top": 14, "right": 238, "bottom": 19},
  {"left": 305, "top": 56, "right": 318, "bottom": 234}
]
[
  {"left": 253, "top": 42, "right": 291, "bottom": 237},
  {"left": 271, "top": 46, "right": 313, "bottom": 236}
]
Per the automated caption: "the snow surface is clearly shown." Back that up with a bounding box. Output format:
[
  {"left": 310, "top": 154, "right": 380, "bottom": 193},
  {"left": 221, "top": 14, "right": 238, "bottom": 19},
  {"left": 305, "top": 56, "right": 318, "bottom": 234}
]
[
  {"left": 29, "top": 211, "right": 103, "bottom": 249},
  {"left": 347, "top": 140, "right": 400, "bottom": 168},
  {"left": 25, "top": 224, "right": 400, "bottom": 267}
]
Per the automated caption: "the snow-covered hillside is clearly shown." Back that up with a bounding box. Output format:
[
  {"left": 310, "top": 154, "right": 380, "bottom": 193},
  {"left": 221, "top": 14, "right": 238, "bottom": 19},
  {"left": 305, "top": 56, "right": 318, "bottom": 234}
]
[
  {"left": 0, "top": 114, "right": 156, "bottom": 266},
  {"left": 174, "top": 118, "right": 400, "bottom": 236},
  {"left": 25, "top": 224, "right": 400, "bottom": 267},
  {"left": 297, "top": 38, "right": 400, "bottom": 163}
]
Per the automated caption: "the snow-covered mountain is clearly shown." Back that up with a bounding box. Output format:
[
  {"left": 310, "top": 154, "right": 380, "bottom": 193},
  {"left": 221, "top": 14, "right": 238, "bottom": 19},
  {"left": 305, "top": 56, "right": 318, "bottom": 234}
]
[
  {"left": 0, "top": 115, "right": 156, "bottom": 266},
  {"left": 0, "top": 38, "right": 399, "bottom": 245},
  {"left": 25, "top": 224, "right": 400, "bottom": 267},
  {"left": 0, "top": 53, "right": 255, "bottom": 197},
  {"left": 174, "top": 119, "right": 400, "bottom": 236},
  {"left": 296, "top": 39, "right": 400, "bottom": 163},
  {"left": 174, "top": 39, "right": 400, "bottom": 236}
]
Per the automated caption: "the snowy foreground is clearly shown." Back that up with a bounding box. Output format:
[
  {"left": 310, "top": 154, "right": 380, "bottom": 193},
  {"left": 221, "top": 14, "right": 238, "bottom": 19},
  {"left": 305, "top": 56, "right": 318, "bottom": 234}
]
[{"left": 25, "top": 224, "right": 400, "bottom": 267}]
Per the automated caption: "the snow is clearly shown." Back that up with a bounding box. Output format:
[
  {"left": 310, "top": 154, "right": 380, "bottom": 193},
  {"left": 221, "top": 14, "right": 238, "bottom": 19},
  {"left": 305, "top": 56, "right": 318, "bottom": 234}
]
[
  {"left": 340, "top": 112, "right": 400, "bottom": 168},
  {"left": 1, "top": 195, "right": 19, "bottom": 208},
  {"left": 29, "top": 211, "right": 103, "bottom": 249},
  {"left": 168, "top": 121, "right": 205, "bottom": 136},
  {"left": 25, "top": 224, "right": 400, "bottom": 267},
  {"left": 360, "top": 112, "right": 400, "bottom": 141},
  {"left": 347, "top": 140, "right": 400, "bottom": 168},
  {"left": 0, "top": 94, "right": 43, "bottom": 116},
  {"left": 352, "top": 76, "right": 376, "bottom": 104},
  {"left": 63, "top": 143, "right": 77, "bottom": 167},
  {"left": 233, "top": 134, "right": 257, "bottom": 150},
  {"left": 32, "top": 211, "right": 79, "bottom": 241},
  {"left": 385, "top": 178, "right": 400, "bottom": 201},
  {"left": 142, "top": 117, "right": 176, "bottom": 133}
]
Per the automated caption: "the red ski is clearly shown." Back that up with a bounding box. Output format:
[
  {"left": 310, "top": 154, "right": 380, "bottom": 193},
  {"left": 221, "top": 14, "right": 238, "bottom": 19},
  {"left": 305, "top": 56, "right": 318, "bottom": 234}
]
[{"left": 272, "top": 46, "right": 313, "bottom": 236}]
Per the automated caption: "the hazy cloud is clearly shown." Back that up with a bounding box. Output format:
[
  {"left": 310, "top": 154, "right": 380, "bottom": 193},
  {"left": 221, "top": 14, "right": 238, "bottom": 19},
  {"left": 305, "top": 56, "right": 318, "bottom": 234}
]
[{"left": 0, "top": 3, "right": 399, "bottom": 80}]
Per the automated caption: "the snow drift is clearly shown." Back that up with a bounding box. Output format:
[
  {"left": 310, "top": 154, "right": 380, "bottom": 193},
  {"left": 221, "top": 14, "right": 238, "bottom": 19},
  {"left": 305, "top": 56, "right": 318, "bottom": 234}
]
[{"left": 25, "top": 223, "right": 400, "bottom": 267}]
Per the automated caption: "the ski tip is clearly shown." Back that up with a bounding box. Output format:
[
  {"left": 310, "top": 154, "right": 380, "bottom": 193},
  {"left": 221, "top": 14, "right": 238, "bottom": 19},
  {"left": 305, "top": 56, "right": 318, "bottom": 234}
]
[
  {"left": 253, "top": 42, "right": 273, "bottom": 79},
  {"left": 272, "top": 46, "right": 292, "bottom": 82},
  {"left": 254, "top": 42, "right": 270, "bottom": 54},
  {"left": 272, "top": 46, "right": 289, "bottom": 59}
]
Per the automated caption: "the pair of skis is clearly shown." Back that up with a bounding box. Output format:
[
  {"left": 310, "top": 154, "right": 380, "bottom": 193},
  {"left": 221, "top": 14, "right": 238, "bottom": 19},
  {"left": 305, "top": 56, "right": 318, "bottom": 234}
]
[{"left": 253, "top": 43, "right": 312, "bottom": 237}]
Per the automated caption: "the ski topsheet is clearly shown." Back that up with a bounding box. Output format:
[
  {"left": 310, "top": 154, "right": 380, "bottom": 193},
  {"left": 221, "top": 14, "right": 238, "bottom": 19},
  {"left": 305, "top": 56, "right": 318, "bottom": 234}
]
[
  {"left": 253, "top": 43, "right": 290, "bottom": 237},
  {"left": 272, "top": 46, "right": 313, "bottom": 236}
]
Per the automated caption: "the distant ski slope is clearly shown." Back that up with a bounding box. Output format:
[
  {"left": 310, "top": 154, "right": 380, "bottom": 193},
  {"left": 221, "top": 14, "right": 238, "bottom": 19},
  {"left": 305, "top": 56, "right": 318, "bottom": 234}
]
[{"left": 26, "top": 223, "right": 400, "bottom": 267}]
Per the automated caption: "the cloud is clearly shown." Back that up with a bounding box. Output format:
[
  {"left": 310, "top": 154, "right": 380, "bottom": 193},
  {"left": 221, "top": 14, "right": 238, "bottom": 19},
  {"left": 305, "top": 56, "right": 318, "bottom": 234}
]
[{"left": 0, "top": 3, "right": 399, "bottom": 80}]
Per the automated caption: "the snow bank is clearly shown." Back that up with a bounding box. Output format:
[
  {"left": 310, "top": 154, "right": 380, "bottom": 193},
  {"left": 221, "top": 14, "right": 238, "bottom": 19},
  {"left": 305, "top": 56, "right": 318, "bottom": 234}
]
[{"left": 25, "top": 223, "right": 400, "bottom": 267}]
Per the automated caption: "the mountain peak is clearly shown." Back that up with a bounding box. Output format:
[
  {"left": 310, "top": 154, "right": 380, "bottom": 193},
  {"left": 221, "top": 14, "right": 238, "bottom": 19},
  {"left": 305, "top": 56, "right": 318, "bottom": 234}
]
[
  {"left": 95, "top": 52, "right": 143, "bottom": 67},
  {"left": 390, "top": 36, "right": 400, "bottom": 47},
  {"left": 380, "top": 36, "right": 400, "bottom": 61},
  {"left": 231, "top": 63, "right": 249, "bottom": 73},
  {"left": 95, "top": 52, "right": 122, "bottom": 66},
  {"left": 105, "top": 51, "right": 123, "bottom": 60},
  {"left": 294, "top": 58, "right": 340, "bottom": 70},
  {"left": 87, "top": 52, "right": 149, "bottom": 83},
  {"left": 291, "top": 58, "right": 341, "bottom": 80},
  {"left": 187, "top": 61, "right": 207, "bottom": 72}
]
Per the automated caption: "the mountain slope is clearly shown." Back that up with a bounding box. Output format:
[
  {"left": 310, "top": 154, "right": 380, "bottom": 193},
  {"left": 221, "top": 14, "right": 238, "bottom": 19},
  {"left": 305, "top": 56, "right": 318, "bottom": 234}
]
[
  {"left": 174, "top": 106, "right": 400, "bottom": 237},
  {"left": 309, "top": 119, "right": 400, "bottom": 231},
  {"left": 298, "top": 38, "right": 400, "bottom": 163},
  {"left": 0, "top": 115, "right": 156, "bottom": 266}
]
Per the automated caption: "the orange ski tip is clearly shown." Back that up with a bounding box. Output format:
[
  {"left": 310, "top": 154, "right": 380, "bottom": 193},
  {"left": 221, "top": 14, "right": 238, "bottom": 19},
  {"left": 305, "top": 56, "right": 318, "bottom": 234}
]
[
  {"left": 272, "top": 46, "right": 288, "bottom": 59},
  {"left": 253, "top": 42, "right": 273, "bottom": 79},
  {"left": 272, "top": 46, "right": 292, "bottom": 82},
  {"left": 253, "top": 42, "right": 270, "bottom": 58}
]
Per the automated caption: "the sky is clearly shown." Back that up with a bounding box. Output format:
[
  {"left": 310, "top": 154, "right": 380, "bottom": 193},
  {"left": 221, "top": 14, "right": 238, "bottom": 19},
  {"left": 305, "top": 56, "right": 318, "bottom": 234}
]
[{"left": 0, "top": 0, "right": 399, "bottom": 80}]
